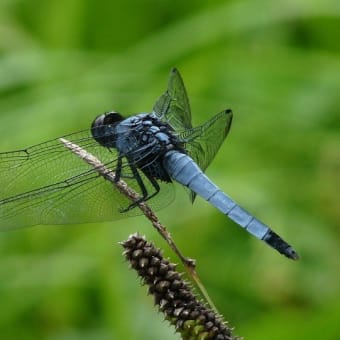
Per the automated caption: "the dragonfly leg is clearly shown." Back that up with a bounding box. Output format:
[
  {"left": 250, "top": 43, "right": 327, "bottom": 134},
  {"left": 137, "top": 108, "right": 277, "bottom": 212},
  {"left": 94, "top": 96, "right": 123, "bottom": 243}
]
[
  {"left": 142, "top": 172, "right": 160, "bottom": 201},
  {"left": 114, "top": 154, "right": 123, "bottom": 182},
  {"left": 119, "top": 165, "right": 161, "bottom": 213},
  {"left": 119, "top": 163, "right": 149, "bottom": 212},
  {"left": 114, "top": 154, "right": 139, "bottom": 180}
]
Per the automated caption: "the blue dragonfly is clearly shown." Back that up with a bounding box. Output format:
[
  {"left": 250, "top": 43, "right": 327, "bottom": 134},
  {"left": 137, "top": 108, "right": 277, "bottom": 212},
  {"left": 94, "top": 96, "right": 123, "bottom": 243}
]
[{"left": 0, "top": 69, "right": 298, "bottom": 260}]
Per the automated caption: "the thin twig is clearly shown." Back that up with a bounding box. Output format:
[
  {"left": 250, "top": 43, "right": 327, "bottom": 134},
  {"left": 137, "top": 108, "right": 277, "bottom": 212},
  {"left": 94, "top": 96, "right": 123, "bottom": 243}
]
[{"left": 59, "top": 137, "right": 218, "bottom": 312}]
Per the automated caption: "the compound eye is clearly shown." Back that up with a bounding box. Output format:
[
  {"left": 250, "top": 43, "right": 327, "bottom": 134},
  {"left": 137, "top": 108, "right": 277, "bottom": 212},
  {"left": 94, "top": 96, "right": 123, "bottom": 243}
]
[
  {"left": 91, "top": 111, "right": 124, "bottom": 147},
  {"left": 103, "top": 111, "right": 124, "bottom": 125},
  {"left": 91, "top": 111, "right": 124, "bottom": 130}
]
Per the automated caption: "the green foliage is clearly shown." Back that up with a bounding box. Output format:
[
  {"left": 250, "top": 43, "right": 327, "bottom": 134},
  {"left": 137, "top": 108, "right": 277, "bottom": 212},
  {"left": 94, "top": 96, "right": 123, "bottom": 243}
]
[{"left": 0, "top": 0, "right": 339, "bottom": 339}]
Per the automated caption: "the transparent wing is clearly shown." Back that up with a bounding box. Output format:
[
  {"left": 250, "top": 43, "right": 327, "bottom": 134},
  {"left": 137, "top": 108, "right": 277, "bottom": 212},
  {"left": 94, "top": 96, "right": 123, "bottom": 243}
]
[
  {"left": 180, "top": 109, "right": 233, "bottom": 171},
  {"left": 154, "top": 68, "right": 232, "bottom": 172},
  {"left": 178, "top": 109, "right": 233, "bottom": 202},
  {"left": 153, "top": 68, "right": 192, "bottom": 131},
  {"left": 0, "top": 131, "right": 174, "bottom": 231}
]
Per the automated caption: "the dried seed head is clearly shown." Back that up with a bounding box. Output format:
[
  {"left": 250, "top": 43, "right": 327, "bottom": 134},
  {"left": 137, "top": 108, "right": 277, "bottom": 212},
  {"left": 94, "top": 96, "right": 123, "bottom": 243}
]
[{"left": 121, "top": 234, "right": 240, "bottom": 340}]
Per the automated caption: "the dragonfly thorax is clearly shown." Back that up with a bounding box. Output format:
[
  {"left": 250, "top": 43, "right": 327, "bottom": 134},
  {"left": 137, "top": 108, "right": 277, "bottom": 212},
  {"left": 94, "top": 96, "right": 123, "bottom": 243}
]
[
  {"left": 92, "top": 112, "right": 185, "bottom": 182},
  {"left": 115, "top": 113, "right": 185, "bottom": 181},
  {"left": 116, "top": 114, "right": 175, "bottom": 150}
]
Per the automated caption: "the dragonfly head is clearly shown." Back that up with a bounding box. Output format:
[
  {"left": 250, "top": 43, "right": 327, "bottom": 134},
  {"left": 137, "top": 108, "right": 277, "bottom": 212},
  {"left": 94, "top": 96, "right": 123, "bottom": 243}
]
[{"left": 91, "top": 111, "right": 124, "bottom": 147}]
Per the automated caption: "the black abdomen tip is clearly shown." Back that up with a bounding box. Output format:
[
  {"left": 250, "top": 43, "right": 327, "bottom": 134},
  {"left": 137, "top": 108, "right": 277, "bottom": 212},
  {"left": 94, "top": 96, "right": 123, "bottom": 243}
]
[
  {"left": 285, "top": 247, "right": 300, "bottom": 260},
  {"left": 263, "top": 230, "right": 299, "bottom": 260}
]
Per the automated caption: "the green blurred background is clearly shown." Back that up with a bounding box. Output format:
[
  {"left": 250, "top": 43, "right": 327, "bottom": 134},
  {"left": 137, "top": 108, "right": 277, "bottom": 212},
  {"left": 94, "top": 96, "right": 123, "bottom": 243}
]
[{"left": 0, "top": 0, "right": 339, "bottom": 339}]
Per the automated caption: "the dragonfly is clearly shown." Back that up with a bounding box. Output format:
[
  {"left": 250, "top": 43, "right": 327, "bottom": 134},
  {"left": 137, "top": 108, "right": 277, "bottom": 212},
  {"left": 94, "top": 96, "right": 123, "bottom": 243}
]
[{"left": 0, "top": 68, "right": 298, "bottom": 260}]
